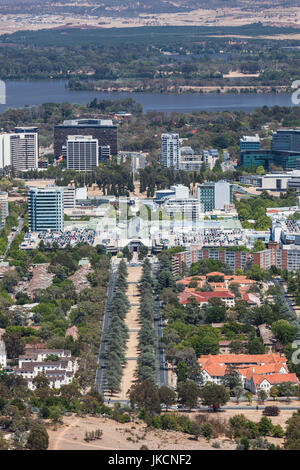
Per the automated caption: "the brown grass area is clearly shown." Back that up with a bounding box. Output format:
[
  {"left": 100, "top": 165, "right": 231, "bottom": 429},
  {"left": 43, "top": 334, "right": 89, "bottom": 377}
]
[{"left": 47, "top": 414, "right": 235, "bottom": 450}]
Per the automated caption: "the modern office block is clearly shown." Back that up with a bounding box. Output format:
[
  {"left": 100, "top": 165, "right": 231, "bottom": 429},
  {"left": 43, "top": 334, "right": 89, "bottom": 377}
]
[
  {"left": 66, "top": 135, "right": 98, "bottom": 171},
  {"left": 197, "top": 181, "right": 233, "bottom": 212},
  {"left": 271, "top": 129, "right": 300, "bottom": 152},
  {"left": 54, "top": 119, "right": 117, "bottom": 158},
  {"left": 240, "top": 135, "right": 261, "bottom": 151},
  {"left": 161, "top": 133, "right": 180, "bottom": 169},
  {"left": 239, "top": 149, "right": 300, "bottom": 170},
  {"left": 28, "top": 187, "right": 64, "bottom": 232},
  {"left": 162, "top": 197, "right": 200, "bottom": 222}
]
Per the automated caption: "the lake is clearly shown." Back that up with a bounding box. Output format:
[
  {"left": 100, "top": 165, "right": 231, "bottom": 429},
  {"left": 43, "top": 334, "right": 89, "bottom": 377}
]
[{"left": 0, "top": 79, "right": 296, "bottom": 114}]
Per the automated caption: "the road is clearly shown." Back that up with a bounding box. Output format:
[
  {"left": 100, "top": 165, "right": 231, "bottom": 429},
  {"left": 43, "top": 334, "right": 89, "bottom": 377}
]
[
  {"left": 95, "top": 257, "right": 120, "bottom": 395},
  {"left": 3, "top": 216, "right": 23, "bottom": 258}
]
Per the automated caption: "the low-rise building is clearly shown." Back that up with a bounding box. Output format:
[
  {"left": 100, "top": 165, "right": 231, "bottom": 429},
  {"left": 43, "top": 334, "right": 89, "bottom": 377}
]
[
  {"left": 15, "top": 349, "right": 78, "bottom": 390},
  {"left": 198, "top": 353, "right": 289, "bottom": 394}
]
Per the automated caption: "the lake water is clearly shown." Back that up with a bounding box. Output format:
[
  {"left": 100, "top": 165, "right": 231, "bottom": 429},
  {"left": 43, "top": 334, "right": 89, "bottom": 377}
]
[{"left": 0, "top": 79, "right": 296, "bottom": 114}]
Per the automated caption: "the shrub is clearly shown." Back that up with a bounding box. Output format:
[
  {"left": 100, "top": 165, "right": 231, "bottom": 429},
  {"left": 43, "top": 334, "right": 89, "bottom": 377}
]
[
  {"left": 212, "top": 441, "right": 221, "bottom": 448},
  {"left": 272, "top": 425, "right": 284, "bottom": 438},
  {"left": 263, "top": 406, "right": 280, "bottom": 417},
  {"left": 201, "top": 423, "right": 213, "bottom": 441}
]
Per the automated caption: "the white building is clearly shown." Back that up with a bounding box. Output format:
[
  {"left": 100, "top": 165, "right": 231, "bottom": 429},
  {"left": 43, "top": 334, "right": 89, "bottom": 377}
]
[
  {"left": 0, "top": 128, "right": 39, "bottom": 171},
  {"left": 214, "top": 180, "right": 233, "bottom": 210},
  {"left": 161, "top": 133, "right": 180, "bottom": 169},
  {"left": 63, "top": 186, "right": 76, "bottom": 209},
  {"left": 0, "top": 191, "right": 8, "bottom": 229},
  {"left": 75, "top": 187, "right": 88, "bottom": 201},
  {"left": 162, "top": 197, "right": 200, "bottom": 222},
  {"left": 67, "top": 135, "right": 99, "bottom": 171},
  {"left": 15, "top": 349, "right": 78, "bottom": 390}
]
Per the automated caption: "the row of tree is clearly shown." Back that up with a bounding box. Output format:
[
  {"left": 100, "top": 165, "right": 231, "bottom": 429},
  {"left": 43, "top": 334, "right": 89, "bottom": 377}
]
[
  {"left": 137, "top": 259, "right": 157, "bottom": 382},
  {"left": 102, "top": 260, "right": 130, "bottom": 395}
]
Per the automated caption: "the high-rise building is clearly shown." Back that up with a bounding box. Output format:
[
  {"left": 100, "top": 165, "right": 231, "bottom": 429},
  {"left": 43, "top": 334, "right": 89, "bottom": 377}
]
[
  {"left": 0, "top": 134, "right": 11, "bottom": 169},
  {"left": 161, "top": 133, "right": 180, "bottom": 169},
  {"left": 54, "top": 119, "right": 117, "bottom": 158},
  {"left": 240, "top": 130, "right": 300, "bottom": 170},
  {"left": 28, "top": 187, "right": 64, "bottom": 232},
  {"left": 0, "top": 128, "right": 38, "bottom": 171},
  {"left": 66, "top": 135, "right": 98, "bottom": 171},
  {"left": 0, "top": 192, "right": 8, "bottom": 229},
  {"left": 197, "top": 181, "right": 233, "bottom": 212}
]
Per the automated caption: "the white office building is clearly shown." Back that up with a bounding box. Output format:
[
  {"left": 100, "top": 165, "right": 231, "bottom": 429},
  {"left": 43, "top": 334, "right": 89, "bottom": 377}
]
[
  {"left": 67, "top": 135, "right": 98, "bottom": 171},
  {"left": 162, "top": 197, "right": 200, "bottom": 222},
  {"left": 161, "top": 133, "right": 180, "bottom": 169}
]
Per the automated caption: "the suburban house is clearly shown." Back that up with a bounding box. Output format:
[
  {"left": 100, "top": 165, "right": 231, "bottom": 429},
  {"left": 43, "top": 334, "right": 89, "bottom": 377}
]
[{"left": 242, "top": 293, "right": 261, "bottom": 307}]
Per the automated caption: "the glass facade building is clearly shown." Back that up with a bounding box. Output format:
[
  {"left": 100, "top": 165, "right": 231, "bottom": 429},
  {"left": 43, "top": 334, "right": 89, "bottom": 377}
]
[{"left": 28, "top": 187, "right": 64, "bottom": 232}]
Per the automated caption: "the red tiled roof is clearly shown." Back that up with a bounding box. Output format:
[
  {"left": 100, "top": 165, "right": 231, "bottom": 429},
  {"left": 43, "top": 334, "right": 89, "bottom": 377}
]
[
  {"left": 198, "top": 353, "right": 286, "bottom": 368},
  {"left": 253, "top": 373, "right": 298, "bottom": 386},
  {"left": 179, "top": 289, "right": 235, "bottom": 305}
]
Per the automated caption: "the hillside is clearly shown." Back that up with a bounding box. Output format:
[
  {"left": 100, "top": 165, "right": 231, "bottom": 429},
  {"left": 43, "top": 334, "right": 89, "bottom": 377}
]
[{"left": 0, "top": 1, "right": 299, "bottom": 16}]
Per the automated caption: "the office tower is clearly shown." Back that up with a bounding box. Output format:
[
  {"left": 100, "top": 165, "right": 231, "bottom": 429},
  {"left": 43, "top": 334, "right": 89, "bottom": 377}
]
[
  {"left": 271, "top": 129, "right": 300, "bottom": 152},
  {"left": 197, "top": 182, "right": 215, "bottom": 212},
  {"left": 99, "top": 145, "right": 110, "bottom": 162},
  {"left": 240, "top": 130, "right": 300, "bottom": 170},
  {"left": 28, "top": 187, "right": 64, "bottom": 232},
  {"left": 197, "top": 181, "right": 233, "bottom": 212},
  {"left": 0, "top": 129, "right": 38, "bottom": 171},
  {"left": 240, "top": 135, "right": 261, "bottom": 151},
  {"left": 161, "top": 133, "right": 180, "bottom": 169},
  {"left": 54, "top": 119, "right": 118, "bottom": 158},
  {"left": 0, "top": 192, "right": 8, "bottom": 228},
  {"left": 66, "top": 135, "right": 98, "bottom": 171}
]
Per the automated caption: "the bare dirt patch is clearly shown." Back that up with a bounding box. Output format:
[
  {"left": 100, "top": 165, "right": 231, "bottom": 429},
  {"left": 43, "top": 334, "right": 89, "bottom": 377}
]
[{"left": 48, "top": 414, "right": 235, "bottom": 450}]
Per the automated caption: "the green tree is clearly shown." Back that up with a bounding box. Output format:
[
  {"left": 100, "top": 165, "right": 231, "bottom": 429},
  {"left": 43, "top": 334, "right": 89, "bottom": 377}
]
[
  {"left": 26, "top": 422, "right": 49, "bottom": 450},
  {"left": 200, "top": 383, "right": 230, "bottom": 412},
  {"left": 177, "top": 380, "right": 200, "bottom": 410},
  {"left": 158, "top": 386, "right": 177, "bottom": 411}
]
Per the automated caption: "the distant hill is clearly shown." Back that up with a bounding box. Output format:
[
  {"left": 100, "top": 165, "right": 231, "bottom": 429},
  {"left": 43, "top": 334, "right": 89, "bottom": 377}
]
[{"left": 1, "top": 0, "right": 300, "bottom": 16}]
